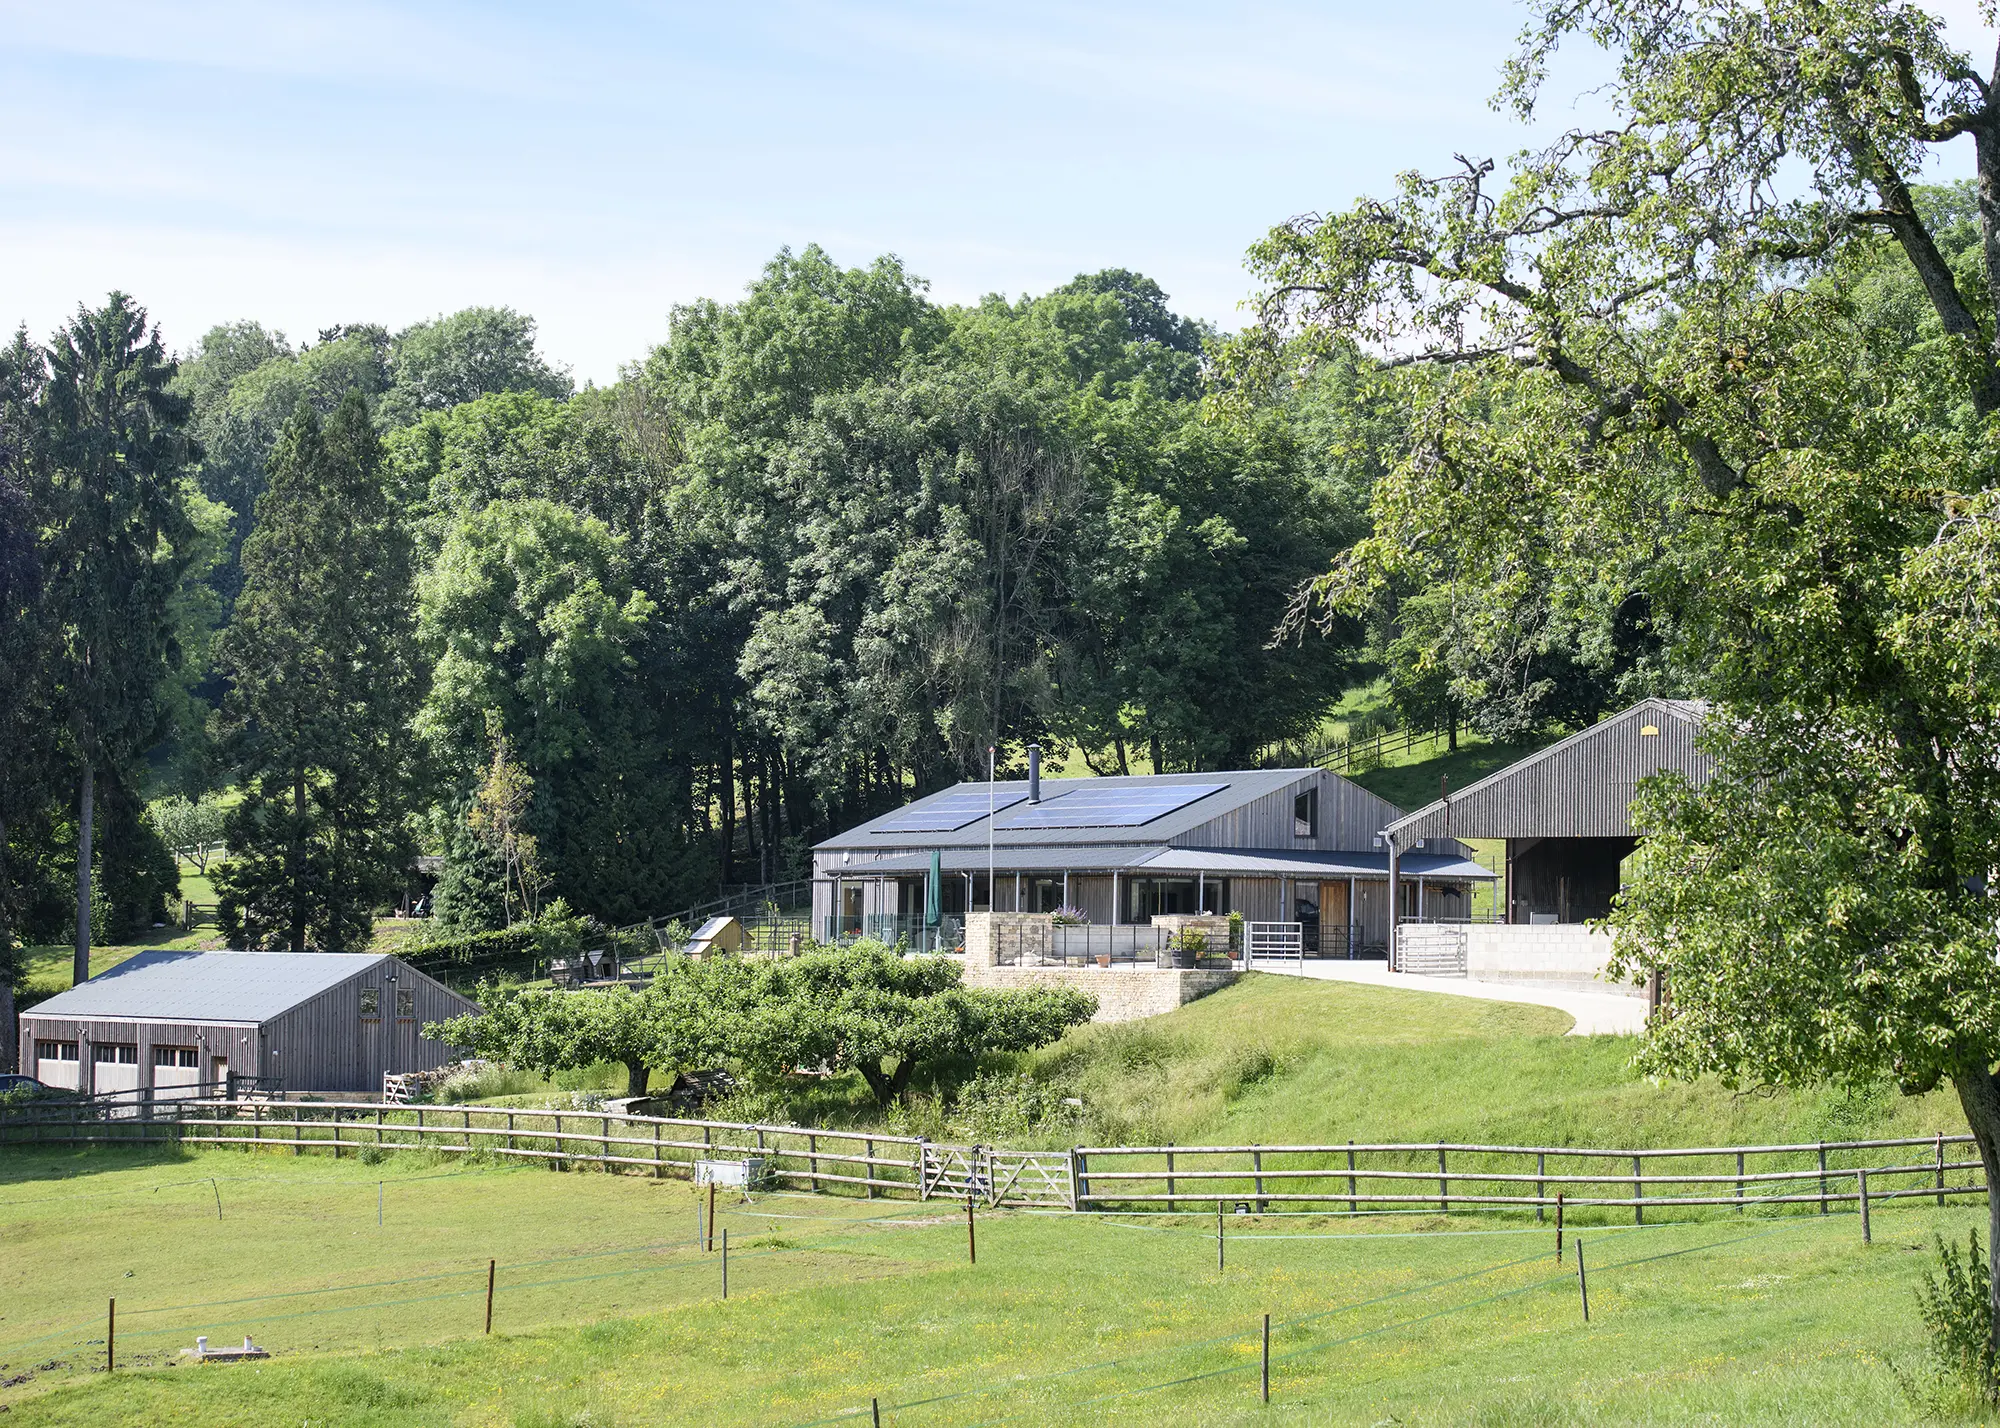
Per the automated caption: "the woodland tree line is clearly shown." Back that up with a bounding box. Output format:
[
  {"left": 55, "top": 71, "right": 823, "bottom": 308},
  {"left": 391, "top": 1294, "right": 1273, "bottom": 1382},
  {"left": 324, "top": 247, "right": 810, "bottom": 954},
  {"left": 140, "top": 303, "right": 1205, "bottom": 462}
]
[{"left": 0, "top": 251, "right": 1669, "bottom": 984}]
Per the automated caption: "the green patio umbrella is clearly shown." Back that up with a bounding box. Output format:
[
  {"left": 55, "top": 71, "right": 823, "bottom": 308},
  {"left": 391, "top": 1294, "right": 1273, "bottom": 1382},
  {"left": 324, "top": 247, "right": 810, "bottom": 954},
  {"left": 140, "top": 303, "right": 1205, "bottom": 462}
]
[{"left": 925, "top": 849, "right": 943, "bottom": 929}]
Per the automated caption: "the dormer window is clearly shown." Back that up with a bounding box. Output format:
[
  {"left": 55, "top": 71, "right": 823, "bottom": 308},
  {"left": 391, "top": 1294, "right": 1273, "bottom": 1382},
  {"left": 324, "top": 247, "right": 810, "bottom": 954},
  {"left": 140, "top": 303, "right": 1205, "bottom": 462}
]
[{"left": 1293, "top": 787, "right": 1318, "bottom": 839}]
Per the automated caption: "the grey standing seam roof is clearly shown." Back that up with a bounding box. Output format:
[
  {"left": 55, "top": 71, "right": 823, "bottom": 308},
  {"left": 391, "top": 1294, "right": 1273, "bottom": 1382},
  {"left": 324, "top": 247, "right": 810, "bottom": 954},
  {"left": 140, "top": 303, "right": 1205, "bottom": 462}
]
[
  {"left": 829, "top": 846, "right": 1494, "bottom": 881},
  {"left": 1384, "top": 699, "right": 1712, "bottom": 845},
  {"left": 24, "top": 950, "right": 392, "bottom": 1024},
  {"left": 815, "top": 768, "right": 1314, "bottom": 851}
]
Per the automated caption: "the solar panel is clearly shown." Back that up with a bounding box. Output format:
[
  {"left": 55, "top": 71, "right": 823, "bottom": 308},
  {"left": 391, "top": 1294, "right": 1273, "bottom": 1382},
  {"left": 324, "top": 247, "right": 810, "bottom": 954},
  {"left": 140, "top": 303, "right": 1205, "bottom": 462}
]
[
  {"left": 996, "top": 783, "right": 1228, "bottom": 830},
  {"left": 870, "top": 790, "right": 1029, "bottom": 834}
]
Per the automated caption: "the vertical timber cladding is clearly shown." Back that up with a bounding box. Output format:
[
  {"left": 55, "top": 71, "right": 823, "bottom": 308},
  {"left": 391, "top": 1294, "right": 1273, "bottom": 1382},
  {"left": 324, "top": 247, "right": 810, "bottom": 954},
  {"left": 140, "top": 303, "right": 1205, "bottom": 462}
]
[
  {"left": 1169, "top": 770, "right": 1402, "bottom": 853},
  {"left": 262, "top": 960, "right": 478, "bottom": 1094},
  {"left": 1389, "top": 700, "right": 1714, "bottom": 847},
  {"left": 16, "top": 1015, "right": 258, "bottom": 1091}
]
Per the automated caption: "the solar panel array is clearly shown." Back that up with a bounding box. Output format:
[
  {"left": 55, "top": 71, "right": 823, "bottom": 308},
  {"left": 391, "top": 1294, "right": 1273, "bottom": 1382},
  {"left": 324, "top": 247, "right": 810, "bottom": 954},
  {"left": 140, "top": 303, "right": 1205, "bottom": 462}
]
[
  {"left": 996, "top": 782, "right": 1228, "bottom": 830},
  {"left": 870, "top": 790, "right": 1029, "bottom": 834}
]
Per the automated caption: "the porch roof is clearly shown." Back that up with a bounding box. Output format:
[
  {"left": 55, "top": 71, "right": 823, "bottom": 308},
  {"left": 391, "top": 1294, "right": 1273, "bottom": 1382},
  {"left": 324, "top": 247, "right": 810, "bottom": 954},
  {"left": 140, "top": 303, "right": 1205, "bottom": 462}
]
[{"left": 823, "top": 846, "right": 1494, "bottom": 881}]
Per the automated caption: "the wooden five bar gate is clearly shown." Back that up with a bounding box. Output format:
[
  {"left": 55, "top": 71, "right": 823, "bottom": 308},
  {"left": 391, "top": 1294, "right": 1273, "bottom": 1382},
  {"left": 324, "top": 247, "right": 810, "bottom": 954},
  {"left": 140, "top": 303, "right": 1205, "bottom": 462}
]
[{"left": 1, "top": 1099, "right": 1988, "bottom": 1220}]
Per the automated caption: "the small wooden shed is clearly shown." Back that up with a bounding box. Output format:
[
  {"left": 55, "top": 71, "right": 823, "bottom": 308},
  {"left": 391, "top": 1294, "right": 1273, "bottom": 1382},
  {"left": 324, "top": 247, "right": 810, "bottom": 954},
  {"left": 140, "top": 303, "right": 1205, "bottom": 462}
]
[{"left": 17, "top": 950, "right": 479, "bottom": 1097}]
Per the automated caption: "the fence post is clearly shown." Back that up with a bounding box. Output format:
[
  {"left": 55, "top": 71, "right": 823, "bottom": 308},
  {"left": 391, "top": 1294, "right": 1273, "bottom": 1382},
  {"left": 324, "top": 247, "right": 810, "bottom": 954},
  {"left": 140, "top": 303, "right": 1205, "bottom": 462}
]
[
  {"left": 966, "top": 1197, "right": 976, "bottom": 1265},
  {"left": 1937, "top": 1133, "right": 1947, "bottom": 1208},
  {"left": 1555, "top": 1192, "right": 1564, "bottom": 1263},
  {"left": 485, "top": 1259, "right": 496, "bottom": 1332},
  {"left": 1166, "top": 1144, "right": 1176, "bottom": 1208},
  {"left": 1736, "top": 1150, "right": 1745, "bottom": 1214},
  {"left": 1347, "top": 1143, "right": 1357, "bottom": 1214},
  {"left": 809, "top": 1133, "right": 819, "bottom": 1193},
  {"left": 1437, "top": 1145, "right": 1448, "bottom": 1212},
  {"left": 1261, "top": 1312, "right": 1271, "bottom": 1404},
  {"left": 1253, "top": 1149, "right": 1265, "bottom": 1212},
  {"left": 1537, "top": 1151, "right": 1546, "bottom": 1222},
  {"left": 721, "top": 1228, "right": 729, "bottom": 1299},
  {"left": 106, "top": 1297, "right": 114, "bottom": 1373},
  {"left": 1217, "top": 1199, "right": 1225, "bottom": 1271},
  {"left": 1577, "top": 1238, "right": 1590, "bottom": 1323},
  {"left": 1858, "top": 1168, "right": 1872, "bottom": 1244},
  {"left": 1818, "top": 1143, "right": 1828, "bottom": 1214},
  {"left": 653, "top": 1120, "right": 662, "bottom": 1179},
  {"left": 1632, "top": 1155, "right": 1643, "bottom": 1225},
  {"left": 1071, "top": 1148, "right": 1086, "bottom": 1210}
]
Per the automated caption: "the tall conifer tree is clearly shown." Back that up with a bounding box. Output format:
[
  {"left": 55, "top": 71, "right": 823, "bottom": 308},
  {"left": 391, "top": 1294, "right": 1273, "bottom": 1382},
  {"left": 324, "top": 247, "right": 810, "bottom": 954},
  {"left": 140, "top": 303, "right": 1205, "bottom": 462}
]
[
  {"left": 216, "top": 392, "right": 421, "bottom": 951},
  {"left": 39, "top": 296, "right": 196, "bottom": 985}
]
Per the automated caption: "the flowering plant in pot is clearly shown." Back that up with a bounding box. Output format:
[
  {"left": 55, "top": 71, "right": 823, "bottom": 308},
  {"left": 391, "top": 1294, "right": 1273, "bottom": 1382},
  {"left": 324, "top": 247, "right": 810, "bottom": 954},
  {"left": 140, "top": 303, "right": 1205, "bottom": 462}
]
[{"left": 1049, "top": 906, "right": 1089, "bottom": 925}]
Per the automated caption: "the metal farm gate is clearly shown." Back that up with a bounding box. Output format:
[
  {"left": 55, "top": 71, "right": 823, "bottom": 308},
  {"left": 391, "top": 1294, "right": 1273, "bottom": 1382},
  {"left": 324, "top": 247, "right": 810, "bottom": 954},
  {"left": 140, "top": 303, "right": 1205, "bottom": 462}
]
[{"left": 920, "top": 1143, "right": 1074, "bottom": 1208}]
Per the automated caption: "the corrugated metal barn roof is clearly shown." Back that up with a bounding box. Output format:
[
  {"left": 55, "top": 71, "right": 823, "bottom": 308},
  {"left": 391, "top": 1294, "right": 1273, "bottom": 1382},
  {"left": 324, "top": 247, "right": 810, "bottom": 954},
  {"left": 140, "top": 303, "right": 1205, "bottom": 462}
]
[
  {"left": 26, "top": 950, "right": 393, "bottom": 1024},
  {"left": 815, "top": 768, "right": 1314, "bottom": 851},
  {"left": 1385, "top": 699, "right": 1712, "bottom": 844}
]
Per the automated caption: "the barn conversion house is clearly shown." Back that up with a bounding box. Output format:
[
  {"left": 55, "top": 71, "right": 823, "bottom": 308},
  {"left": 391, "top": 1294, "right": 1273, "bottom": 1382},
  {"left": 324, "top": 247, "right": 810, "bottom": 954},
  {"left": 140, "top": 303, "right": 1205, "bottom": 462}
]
[
  {"left": 813, "top": 755, "right": 1494, "bottom": 956},
  {"left": 18, "top": 950, "right": 478, "bottom": 1097}
]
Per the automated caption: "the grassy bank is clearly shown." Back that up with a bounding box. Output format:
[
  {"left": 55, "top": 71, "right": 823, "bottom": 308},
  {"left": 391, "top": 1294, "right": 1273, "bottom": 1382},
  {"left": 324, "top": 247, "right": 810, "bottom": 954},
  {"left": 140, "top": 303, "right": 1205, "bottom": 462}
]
[
  {"left": 702, "top": 974, "right": 1968, "bottom": 1155},
  {"left": 0, "top": 1144, "right": 1984, "bottom": 1426}
]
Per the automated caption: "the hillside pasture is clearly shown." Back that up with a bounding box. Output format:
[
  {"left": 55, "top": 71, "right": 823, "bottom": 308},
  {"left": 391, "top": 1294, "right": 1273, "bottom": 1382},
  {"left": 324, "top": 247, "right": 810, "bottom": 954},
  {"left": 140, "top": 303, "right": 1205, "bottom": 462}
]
[{"left": 0, "top": 1143, "right": 1983, "bottom": 1426}]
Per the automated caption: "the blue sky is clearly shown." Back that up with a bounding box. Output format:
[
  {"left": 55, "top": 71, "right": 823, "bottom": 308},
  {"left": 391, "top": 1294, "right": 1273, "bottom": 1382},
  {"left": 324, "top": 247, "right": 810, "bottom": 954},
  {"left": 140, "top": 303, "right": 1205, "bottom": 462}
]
[{"left": 0, "top": 2, "right": 1987, "bottom": 383}]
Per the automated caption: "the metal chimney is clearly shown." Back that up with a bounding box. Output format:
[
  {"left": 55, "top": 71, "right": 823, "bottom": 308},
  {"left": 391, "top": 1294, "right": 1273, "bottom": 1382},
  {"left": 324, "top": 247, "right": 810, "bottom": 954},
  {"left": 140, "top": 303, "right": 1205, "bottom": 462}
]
[{"left": 1027, "top": 745, "right": 1042, "bottom": 803}]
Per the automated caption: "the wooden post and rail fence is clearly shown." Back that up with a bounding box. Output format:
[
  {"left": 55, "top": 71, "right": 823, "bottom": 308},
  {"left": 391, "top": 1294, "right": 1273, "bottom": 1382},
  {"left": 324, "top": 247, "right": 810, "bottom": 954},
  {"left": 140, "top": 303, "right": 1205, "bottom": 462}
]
[{"left": 0, "top": 1098, "right": 1985, "bottom": 1221}]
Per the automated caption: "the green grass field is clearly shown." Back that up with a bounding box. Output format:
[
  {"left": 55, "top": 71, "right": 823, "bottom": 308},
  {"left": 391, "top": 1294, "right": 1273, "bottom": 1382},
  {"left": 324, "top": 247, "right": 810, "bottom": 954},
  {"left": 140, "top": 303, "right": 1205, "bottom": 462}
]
[{"left": 0, "top": 1143, "right": 1987, "bottom": 1426}]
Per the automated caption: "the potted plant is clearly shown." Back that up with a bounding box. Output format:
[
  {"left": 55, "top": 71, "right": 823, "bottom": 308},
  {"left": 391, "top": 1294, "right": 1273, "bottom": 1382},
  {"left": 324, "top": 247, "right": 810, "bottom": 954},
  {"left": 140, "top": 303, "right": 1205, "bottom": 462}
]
[{"left": 1172, "top": 927, "right": 1207, "bottom": 969}]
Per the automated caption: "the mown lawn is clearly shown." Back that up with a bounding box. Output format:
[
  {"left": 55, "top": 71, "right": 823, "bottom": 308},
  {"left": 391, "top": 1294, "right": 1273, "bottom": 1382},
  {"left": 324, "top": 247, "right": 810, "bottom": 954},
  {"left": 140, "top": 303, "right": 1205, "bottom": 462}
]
[{"left": 0, "top": 1144, "right": 1986, "bottom": 1426}]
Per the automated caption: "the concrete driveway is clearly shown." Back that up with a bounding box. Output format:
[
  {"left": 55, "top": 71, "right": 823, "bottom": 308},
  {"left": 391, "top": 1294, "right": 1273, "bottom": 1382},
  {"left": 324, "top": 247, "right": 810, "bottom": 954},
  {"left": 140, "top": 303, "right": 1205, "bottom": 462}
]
[{"left": 1253, "top": 958, "right": 1649, "bottom": 1036}]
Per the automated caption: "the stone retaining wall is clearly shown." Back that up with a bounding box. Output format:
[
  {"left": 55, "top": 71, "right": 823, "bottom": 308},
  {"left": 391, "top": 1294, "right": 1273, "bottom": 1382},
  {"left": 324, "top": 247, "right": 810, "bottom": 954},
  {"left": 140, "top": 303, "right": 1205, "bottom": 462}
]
[{"left": 959, "top": 962, "right": 1238, "bottom": 1023}]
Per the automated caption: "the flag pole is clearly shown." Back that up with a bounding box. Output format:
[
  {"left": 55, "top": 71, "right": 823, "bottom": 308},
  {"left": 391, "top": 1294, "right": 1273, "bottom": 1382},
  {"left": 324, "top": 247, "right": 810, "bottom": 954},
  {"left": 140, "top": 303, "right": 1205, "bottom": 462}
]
[{"left": 988, "top": 744, "right": 997, "bottom": 913}]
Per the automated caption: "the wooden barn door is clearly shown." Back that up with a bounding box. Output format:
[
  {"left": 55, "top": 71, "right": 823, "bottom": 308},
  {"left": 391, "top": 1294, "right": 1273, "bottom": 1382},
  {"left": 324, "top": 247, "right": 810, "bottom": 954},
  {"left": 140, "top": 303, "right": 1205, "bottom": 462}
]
[{"left": 1318, "top": 882, "right": 1351, "bottom": 957}]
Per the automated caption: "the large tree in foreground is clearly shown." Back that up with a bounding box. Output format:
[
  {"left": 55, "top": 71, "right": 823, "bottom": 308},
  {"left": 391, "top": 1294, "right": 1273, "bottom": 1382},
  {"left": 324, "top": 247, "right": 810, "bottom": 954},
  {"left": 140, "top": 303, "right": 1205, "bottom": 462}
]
[
  {"left": 215, "top": 392, "right": 422, "bottom": 952},
  {"left": 1240, "top": 0, "right": 2000, "bottom": 1357}
]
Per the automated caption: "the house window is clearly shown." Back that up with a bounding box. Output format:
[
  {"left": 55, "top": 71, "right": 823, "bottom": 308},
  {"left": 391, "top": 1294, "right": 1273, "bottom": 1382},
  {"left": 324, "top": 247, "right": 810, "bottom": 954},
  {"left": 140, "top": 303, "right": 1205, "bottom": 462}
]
[
  {"left": 153, "top": 1046, "right": 199, "bottom": 1068},
  {"left": 396, "top": 988, "right": 415, "bottom": 1019},
  {"left": 93, "top": 1043, "right": 138, "bottom": 1064},
  {"left": 36, "top": 1041, "right": 78, "bottom": 1061},
  {"left": 359, "top": 986, "right": 380, "bottom": 1016},
  {"left": 1293, "top": 787, "right": 1318, "bottom": 839}
]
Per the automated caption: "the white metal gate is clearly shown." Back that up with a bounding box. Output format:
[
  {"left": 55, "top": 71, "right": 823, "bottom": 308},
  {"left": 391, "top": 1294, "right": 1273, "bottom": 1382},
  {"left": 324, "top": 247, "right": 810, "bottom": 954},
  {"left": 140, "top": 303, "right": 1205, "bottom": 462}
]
[{"left": 1245, "top": 921, "right": 1304, "bottom": 967}]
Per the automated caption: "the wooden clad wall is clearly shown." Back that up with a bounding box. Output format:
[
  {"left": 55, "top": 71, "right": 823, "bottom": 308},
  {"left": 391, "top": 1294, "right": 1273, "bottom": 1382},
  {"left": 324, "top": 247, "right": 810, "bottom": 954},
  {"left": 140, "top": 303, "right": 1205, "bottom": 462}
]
[
  {"left": 1173, "top": 771, "right": 1401, "bottom": 852},
  {"left": 263, "top": 960, "right": 478, "bottom": 1094},
  {"left": 17, "top": 1015, "right": 259, "bottom": 1090}
]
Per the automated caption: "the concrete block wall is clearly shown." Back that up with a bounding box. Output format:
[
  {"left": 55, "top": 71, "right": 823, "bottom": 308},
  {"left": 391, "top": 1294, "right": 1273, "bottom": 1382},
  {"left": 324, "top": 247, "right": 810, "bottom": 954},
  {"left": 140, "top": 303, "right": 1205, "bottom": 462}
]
[{"left": 1462, "top": 923, "right": 1644, "bottom": 998}]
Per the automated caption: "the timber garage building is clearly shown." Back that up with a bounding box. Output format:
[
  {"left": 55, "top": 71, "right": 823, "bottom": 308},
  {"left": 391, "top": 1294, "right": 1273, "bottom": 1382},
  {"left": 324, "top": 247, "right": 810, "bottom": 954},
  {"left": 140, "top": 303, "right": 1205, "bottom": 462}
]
[{"left": 18, "top": 950, "right": 477, "bottom": 1096}]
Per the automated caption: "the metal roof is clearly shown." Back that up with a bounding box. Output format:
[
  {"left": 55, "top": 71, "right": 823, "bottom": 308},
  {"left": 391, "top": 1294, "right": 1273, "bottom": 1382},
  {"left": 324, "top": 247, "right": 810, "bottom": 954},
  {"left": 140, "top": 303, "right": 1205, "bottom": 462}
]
[
  {"left": 1384, "top": 699, "right": 1712, "bottom": 844},
  {"left": 1139, "top": 848, "right": 1495, "bottom": 881},
  {"left": 25, "top": 950, "right": 394, "bottom": 1025},
  {"left": 829, "top": 845, "right": 1166, "bottom": 876},
  {"left": 816, "top": 768, "right": 1314, "bottom": 851},
  {"left": 826, "top": 845, "right": 1494, "bottom": 881}
]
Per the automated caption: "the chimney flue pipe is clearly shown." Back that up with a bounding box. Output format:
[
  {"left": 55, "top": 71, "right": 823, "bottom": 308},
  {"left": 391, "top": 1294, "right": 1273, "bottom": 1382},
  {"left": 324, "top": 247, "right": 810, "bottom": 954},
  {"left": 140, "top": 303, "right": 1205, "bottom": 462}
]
[{"left": 1027, "top": 745, "right": 1042, "bottom": 803}]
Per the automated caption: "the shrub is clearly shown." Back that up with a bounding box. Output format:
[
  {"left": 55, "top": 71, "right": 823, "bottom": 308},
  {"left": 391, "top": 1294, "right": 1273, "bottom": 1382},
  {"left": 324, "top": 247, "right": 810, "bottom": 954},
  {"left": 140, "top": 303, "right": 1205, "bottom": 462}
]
[{"left": 1904, "top": 1231, "right": 1998, "bottom": 1413}]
